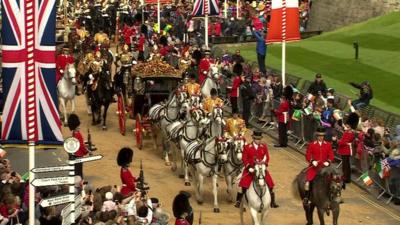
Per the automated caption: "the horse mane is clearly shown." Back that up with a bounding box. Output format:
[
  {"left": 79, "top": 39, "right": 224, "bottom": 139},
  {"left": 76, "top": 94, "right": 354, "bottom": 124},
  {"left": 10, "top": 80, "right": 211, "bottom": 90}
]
[{"left": 319, "top": 165, "right": 339, "bottom": 178}]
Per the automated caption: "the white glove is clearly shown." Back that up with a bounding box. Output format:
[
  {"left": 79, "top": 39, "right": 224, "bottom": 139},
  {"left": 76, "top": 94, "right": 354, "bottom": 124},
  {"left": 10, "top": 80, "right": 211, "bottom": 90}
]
[
  {"left": 312, "top": 161, "right": 318, "bottom": 167},
  {"left": 60, "top": 69, "right": 64, "bottom": 74},
  {"left": 323, "top": 161, "right": 330, "bottom": 167},
  {"left": 248, "top": 168, "right": 255, "bottom": 173}
]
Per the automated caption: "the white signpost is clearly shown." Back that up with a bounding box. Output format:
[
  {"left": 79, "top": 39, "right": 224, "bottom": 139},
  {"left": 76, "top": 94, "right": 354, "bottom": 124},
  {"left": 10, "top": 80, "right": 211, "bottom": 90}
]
[
  {"left": 73, "top": 155, "right": 103, "bottom": 164},
  {"left": 39, "top": 194, "right": 75, "bottom": 207},
  {"left": 30, "top": 137, "right": 103, "bottom": 225},
  {"left": 31, "top": 176, "right": 75, "bottom": 187},
  {"left": 31, "top": 165, "right": 75, "bottom": 173}
]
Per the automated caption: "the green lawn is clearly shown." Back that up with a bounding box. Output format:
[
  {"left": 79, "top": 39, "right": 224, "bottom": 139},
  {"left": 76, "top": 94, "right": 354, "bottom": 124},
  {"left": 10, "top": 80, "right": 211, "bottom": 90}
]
[{"left": 228, "top": 12, "right": 400, "bottom": 115}]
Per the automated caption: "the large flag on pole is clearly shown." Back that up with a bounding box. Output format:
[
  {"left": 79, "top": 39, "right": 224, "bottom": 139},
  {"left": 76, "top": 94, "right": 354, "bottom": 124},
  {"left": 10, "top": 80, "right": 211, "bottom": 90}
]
[
  {"left": 266, "top": 0, "right": 300, "bottom": 43},
  {"left": 1, "top": 0, "right": 63, "bottom": 145},
  {"left": 192, "top": 0, "right": 220, "bottom": 17}
]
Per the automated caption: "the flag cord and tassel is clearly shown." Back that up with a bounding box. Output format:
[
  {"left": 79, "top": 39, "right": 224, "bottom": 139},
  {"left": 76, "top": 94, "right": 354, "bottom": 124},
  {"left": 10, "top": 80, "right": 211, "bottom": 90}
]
[
  {"left": 157, "top": 0, "right": 161, "bottom": 34},
  {"left": 281, "top": 0, "right": 287, "bottom": 87}
]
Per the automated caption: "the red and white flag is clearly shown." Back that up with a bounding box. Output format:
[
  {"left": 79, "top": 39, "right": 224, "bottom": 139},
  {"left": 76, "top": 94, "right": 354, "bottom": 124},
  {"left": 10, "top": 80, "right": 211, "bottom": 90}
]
[{"left": 266, "top": 0, "right": 300, "bottom": 43}]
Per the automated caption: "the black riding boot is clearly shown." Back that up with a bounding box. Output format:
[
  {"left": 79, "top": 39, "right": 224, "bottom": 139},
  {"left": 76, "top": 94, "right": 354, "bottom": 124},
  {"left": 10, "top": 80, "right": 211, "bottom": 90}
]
[
  {"left": 235, "top": 188, "right": 247, "bottom": 208},
  {"left": 270, "top": 190, "right": 279, "bottom": 208}
]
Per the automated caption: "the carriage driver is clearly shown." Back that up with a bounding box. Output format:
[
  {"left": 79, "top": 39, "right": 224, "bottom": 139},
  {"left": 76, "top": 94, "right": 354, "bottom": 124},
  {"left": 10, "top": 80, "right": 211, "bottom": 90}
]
[
  {"left": 184, "top": 73, "right": 201, "bottom": 97},
  {"left": 56, "top": 46, "right": 75, "bottom": 84},
  {"left": 235, "top": 131, "right": 279, "bottom": 208},
  {"left": 303, "top": 127, "right": 335, "bottom": 205},
  {"left": 203, "top": 88, "right": 224, "bottom": 115},
  {"left": 225, "top": 108, "right": 247, "bottom": 138}
]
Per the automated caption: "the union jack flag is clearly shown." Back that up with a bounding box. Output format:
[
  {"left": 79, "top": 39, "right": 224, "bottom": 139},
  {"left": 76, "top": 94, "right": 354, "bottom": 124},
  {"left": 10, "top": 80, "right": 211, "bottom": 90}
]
[
  {"left": 192, "top": 0, "right": 220, "bottom": 17},
  {"left": 1, "top": 0, "right": 62, "bottom": 145}
]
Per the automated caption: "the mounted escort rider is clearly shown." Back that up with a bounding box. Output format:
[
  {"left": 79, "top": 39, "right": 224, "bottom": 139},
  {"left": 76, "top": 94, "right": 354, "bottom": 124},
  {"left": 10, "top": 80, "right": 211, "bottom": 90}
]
[
  {"left": 115, "top": 44, "right": 136, "bottom": 106},
  {"left": 56, "top": 46, "right": 75, "bottom": 85},
  {"left": 235, "top": 131, "right": 279, "bottom": 208},
  {"left": 225, "top": 108, "right": 247, "bottom": 139},
  {"left": 303, "top": 127, "right": 336, "bottom": 205}
]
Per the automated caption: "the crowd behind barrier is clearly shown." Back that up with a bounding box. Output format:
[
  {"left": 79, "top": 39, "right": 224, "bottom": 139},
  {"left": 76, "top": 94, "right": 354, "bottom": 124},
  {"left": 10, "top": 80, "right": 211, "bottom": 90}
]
[{"left": 211, "top": 46, "right": 400, "bottom": 206}]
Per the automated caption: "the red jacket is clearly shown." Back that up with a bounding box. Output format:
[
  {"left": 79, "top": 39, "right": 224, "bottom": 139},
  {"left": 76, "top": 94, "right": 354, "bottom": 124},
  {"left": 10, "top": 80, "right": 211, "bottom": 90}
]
[
  {"left": 175, "top": 218, "right": 190, "bottom": 225},
  {"left": 214, "top": 22, "right": 222, "bottom": 36},
  {"left": 338, "top": 130, "right": 355, "bottom": 156},
  {"left": 239, "top": 143, "right": 274, "bottom": 189},
  {"left": 120, "top": 167, "right": 136, "bottom": 196},
  {"left": 230, "top": 76, "right": 242, "bottom": 97},
  {"left": 198, "top": 58, "right": 211, "bottom": 84},
  {"left": 208, "top": 22, "right": 214, "bottom": 36},
  {"left": 56, "top": 54, "right": 74, "bottom": 83},
  {"left": 274, "top": 100, "right": 290, "bottom": 123},
  {"left": 159, "top": 46, "right": 170, "bottom": 57},
  {"left": 122, "top": 25, "right": 135, "bottom": 45},
  {"left": 72, "top": 130, "right": 89, "bottom": 157},
  {"left": 305, "top": 141, "right": 334, "bottom": 181},
  {"left": 138, "top": 34, "right": 146, "bottom": 52}
]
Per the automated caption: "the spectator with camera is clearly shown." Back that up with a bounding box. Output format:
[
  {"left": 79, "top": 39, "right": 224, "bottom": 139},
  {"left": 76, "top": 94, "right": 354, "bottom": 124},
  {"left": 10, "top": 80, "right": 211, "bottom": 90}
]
[{"left": 307, "top": 73, "right": 327, "bottom": 97}]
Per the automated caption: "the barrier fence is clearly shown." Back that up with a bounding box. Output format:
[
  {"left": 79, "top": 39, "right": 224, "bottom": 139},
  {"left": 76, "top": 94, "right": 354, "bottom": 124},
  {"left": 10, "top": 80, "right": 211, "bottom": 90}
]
[{"left": 213, "top": 47, "right": 400, "bottom": 205}]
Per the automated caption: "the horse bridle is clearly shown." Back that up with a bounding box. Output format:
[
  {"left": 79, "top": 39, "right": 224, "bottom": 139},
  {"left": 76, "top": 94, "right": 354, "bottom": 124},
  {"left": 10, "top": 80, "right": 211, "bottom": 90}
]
[{"left": 253, "top": 160, "right": 268, "bottom": 212}]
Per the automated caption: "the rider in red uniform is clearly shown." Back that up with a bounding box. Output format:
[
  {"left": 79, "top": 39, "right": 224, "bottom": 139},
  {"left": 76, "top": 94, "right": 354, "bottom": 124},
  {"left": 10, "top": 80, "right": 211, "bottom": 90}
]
[
  {"left": 117, "top": 147, "right": 136, "bottom": 197},
  {"left": 56, "top": 47, "right": 75, "bottom": 84},
  {"left": 235, "top": 131, "right": 279, "bottom": 208},
  {"left": 304, "top": 127, "right": 334, "bottom": 204},
  {"left": 198, "top": 50, "right": 213, "bottom": 84}
]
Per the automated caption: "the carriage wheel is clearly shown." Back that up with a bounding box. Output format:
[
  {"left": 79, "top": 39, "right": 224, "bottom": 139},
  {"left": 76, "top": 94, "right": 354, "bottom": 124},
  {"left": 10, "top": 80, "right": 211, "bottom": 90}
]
[
  {"left": 117, "top": 93, "right": 126, "bottom": 135},
  {"left": 135, "top": 113, "right": 143, "bottom": 150}
]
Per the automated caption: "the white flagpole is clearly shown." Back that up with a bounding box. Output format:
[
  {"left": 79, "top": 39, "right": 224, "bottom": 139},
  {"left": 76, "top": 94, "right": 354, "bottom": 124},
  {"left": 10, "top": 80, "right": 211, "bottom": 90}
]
[
  {"left": 236, "top": 0, "right": 239, "bottom": 19},
  {"left": 282, "top": 0, "right": 286, "bottom": 86},
  {"left": 205, "top": 14, "right": 209, "bottom": 48},
  {"left": 224, "top": 0, "right": 227, "bottom": 18},
  {"left": 157, "top": 0, "right": 161, "bottom": 34},
  {"left": 29, "top": 142, "right": 35, "bottom": 225}
]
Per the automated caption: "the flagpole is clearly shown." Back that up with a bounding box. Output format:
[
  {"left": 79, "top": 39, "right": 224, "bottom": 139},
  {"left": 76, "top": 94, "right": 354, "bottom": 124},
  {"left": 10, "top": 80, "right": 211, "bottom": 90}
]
[
  {"left": 236, "top": 0, "right": 239, "bottom": 19},
  {"left": 224, "top": 0, "right": 227, "bottom": 18},
  {"left": 205, "top": 14, "right": 209, "bottom": 48},
  {"left": 157, "top": 0, "right": 161, "bottom": 34},
  {"left": 282, "top": 0, "right": 287, "bottom": 86},
  {"left": 282, "top": 40, "right": 286, "bottom": 86},
  {"left": 29, "top": 142, "right": 35, "bottom": 225}
]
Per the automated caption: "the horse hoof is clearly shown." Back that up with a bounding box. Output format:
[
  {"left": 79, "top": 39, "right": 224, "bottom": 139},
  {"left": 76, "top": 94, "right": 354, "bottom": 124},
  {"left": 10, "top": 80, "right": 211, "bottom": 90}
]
[
  {"left": 184, "top": 182, "right": 191, "bottom": 186},
  {"left": 179, "top": 174, "right": 185, "bottom": 179},
  {"left": 170, "top": 165, "right": 177, "bottom": 171},
  {"left": 102, "top": 126, "right": 107, "bottom": 131},
  {"left": 197, "top": 200, "right": 204, "bottom": 205},
  {"left": 165, "top": 162, "right": 172, "bottom": 166},
  {"left": 213, "top": 208, "right": 220, "bottom": 213}
]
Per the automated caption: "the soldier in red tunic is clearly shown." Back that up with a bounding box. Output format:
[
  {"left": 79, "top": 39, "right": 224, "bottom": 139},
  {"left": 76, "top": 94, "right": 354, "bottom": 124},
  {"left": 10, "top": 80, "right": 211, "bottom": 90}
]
[
  {"left": 274, "top": 86, "right": 292, "bottom": 148},
  {"left": 334, "top": 112, "right": 359, "bottom": 185},
  {"left": 67, "top": 114, "right": 89, "bottom": 179},
  {"left": 235, "top": 131, "right": 279, "bottom": 208},
  {"left": 56, "top": 47, "right": 75, "bottom": 84},
  {"left": 172, "top": 191, "right": 193, "bottom": 225},
  {"left": 304, "top": 127, "right": 334, "bottom": 204},
  {"left": 198, "top": 50, "right": 212, "bottom": 84},
  {"left": 117, "top": 147, "right": 136, "bottom": 197}
]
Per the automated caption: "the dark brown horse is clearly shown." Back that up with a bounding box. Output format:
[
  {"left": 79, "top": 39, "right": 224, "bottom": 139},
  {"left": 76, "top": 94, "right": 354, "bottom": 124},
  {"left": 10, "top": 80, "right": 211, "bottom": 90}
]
[{"left": 293, "top": 166, "right": 343, "bottom": 225}]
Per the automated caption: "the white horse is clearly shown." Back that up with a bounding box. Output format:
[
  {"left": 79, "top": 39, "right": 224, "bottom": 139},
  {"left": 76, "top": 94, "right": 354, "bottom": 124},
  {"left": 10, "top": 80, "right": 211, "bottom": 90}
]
[
  {"left": 149, "top": 89, "right": 187, "bottom": 165},
  {"left": 57, "top": 64, "right": 77, "bottom": 125},
  {"left": 186, "top": 134, "right": 229, "bottom": 213},
  {"left": 223, "top": 135, "right": 245, "bottom": 202},
  {"left": 201, "top": 65, "right": 221, "bottom": 98},
  {"left": 167, "top": 106, "right": 207, "bottom": 185},
  {"left": 206, "top": 106, "right": 225, "bottom": 138},
  {"left": 240, "top": 157, "right": 271, "bottom": 225}
]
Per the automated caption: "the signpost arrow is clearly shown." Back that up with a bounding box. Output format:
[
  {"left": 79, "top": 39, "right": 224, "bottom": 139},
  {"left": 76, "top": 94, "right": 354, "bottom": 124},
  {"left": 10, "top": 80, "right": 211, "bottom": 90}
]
[
  {"left": 39, "top": 194, "right": 74, "bottom": 207},
  {"left": 61, "top": 203, "right": 72, "bottom": 218},
  {"left": 31, "top": 165, "right": 74, "bottom": 173},
  {"left": 73, "top": 155, "right": 103, "bottom": 164},
  {"left": 31, "top": 176, "right": 75, "bottom": 187}
]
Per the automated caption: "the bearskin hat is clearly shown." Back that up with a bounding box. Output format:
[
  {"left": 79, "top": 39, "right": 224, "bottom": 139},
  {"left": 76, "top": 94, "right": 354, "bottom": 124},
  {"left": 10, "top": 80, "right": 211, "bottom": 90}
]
[
  {"left": 159, "top": 36, "right": 168, "bottom": 46},
  {"left": 283, "top": 85, "right": 294, "bottom": 100},
  {"left": 210, "top": 88, "right": 217, "bottom": 96},
  {"left": 140, "top": 24, "right": 148, "bottom": 34},
  {"left": 345, "top": 112, "right": 360, "bottom": 130},
  {"left": 172, "top": 191, "right": 191, "bottom": 218},
  {"left": 67, "top": 114, "right": 80, "bottom": 131},
  {"left": 192, "top": 49, "right": 202, "bottom": 63},
  {"left": 232, "top": 63, "right": 243, "bottom": 76},
  {"left": 117, "top": 147, "right": 134, "bottom": 167}
]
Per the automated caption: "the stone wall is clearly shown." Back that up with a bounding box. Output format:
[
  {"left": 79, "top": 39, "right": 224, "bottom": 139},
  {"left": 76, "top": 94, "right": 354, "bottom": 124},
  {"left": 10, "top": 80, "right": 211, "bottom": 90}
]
[{"left": 307, "top": 0, "right": 400, "bottom": 32}]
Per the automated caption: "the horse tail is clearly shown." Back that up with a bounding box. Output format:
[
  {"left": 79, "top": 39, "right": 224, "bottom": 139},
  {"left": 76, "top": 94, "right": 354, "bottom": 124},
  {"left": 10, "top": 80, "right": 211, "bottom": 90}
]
[{"left": 291, "top": 176, "right": 302, "bottom": 200}]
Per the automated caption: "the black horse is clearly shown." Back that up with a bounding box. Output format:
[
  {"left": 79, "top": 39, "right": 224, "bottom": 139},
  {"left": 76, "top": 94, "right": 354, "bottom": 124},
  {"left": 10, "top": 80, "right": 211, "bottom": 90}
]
[
  {"left": 86, "top": 68, "right": 113, "bottom": 130},
  {"left": 294, "top": 166, "right": 343, "bottom": 225}
]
